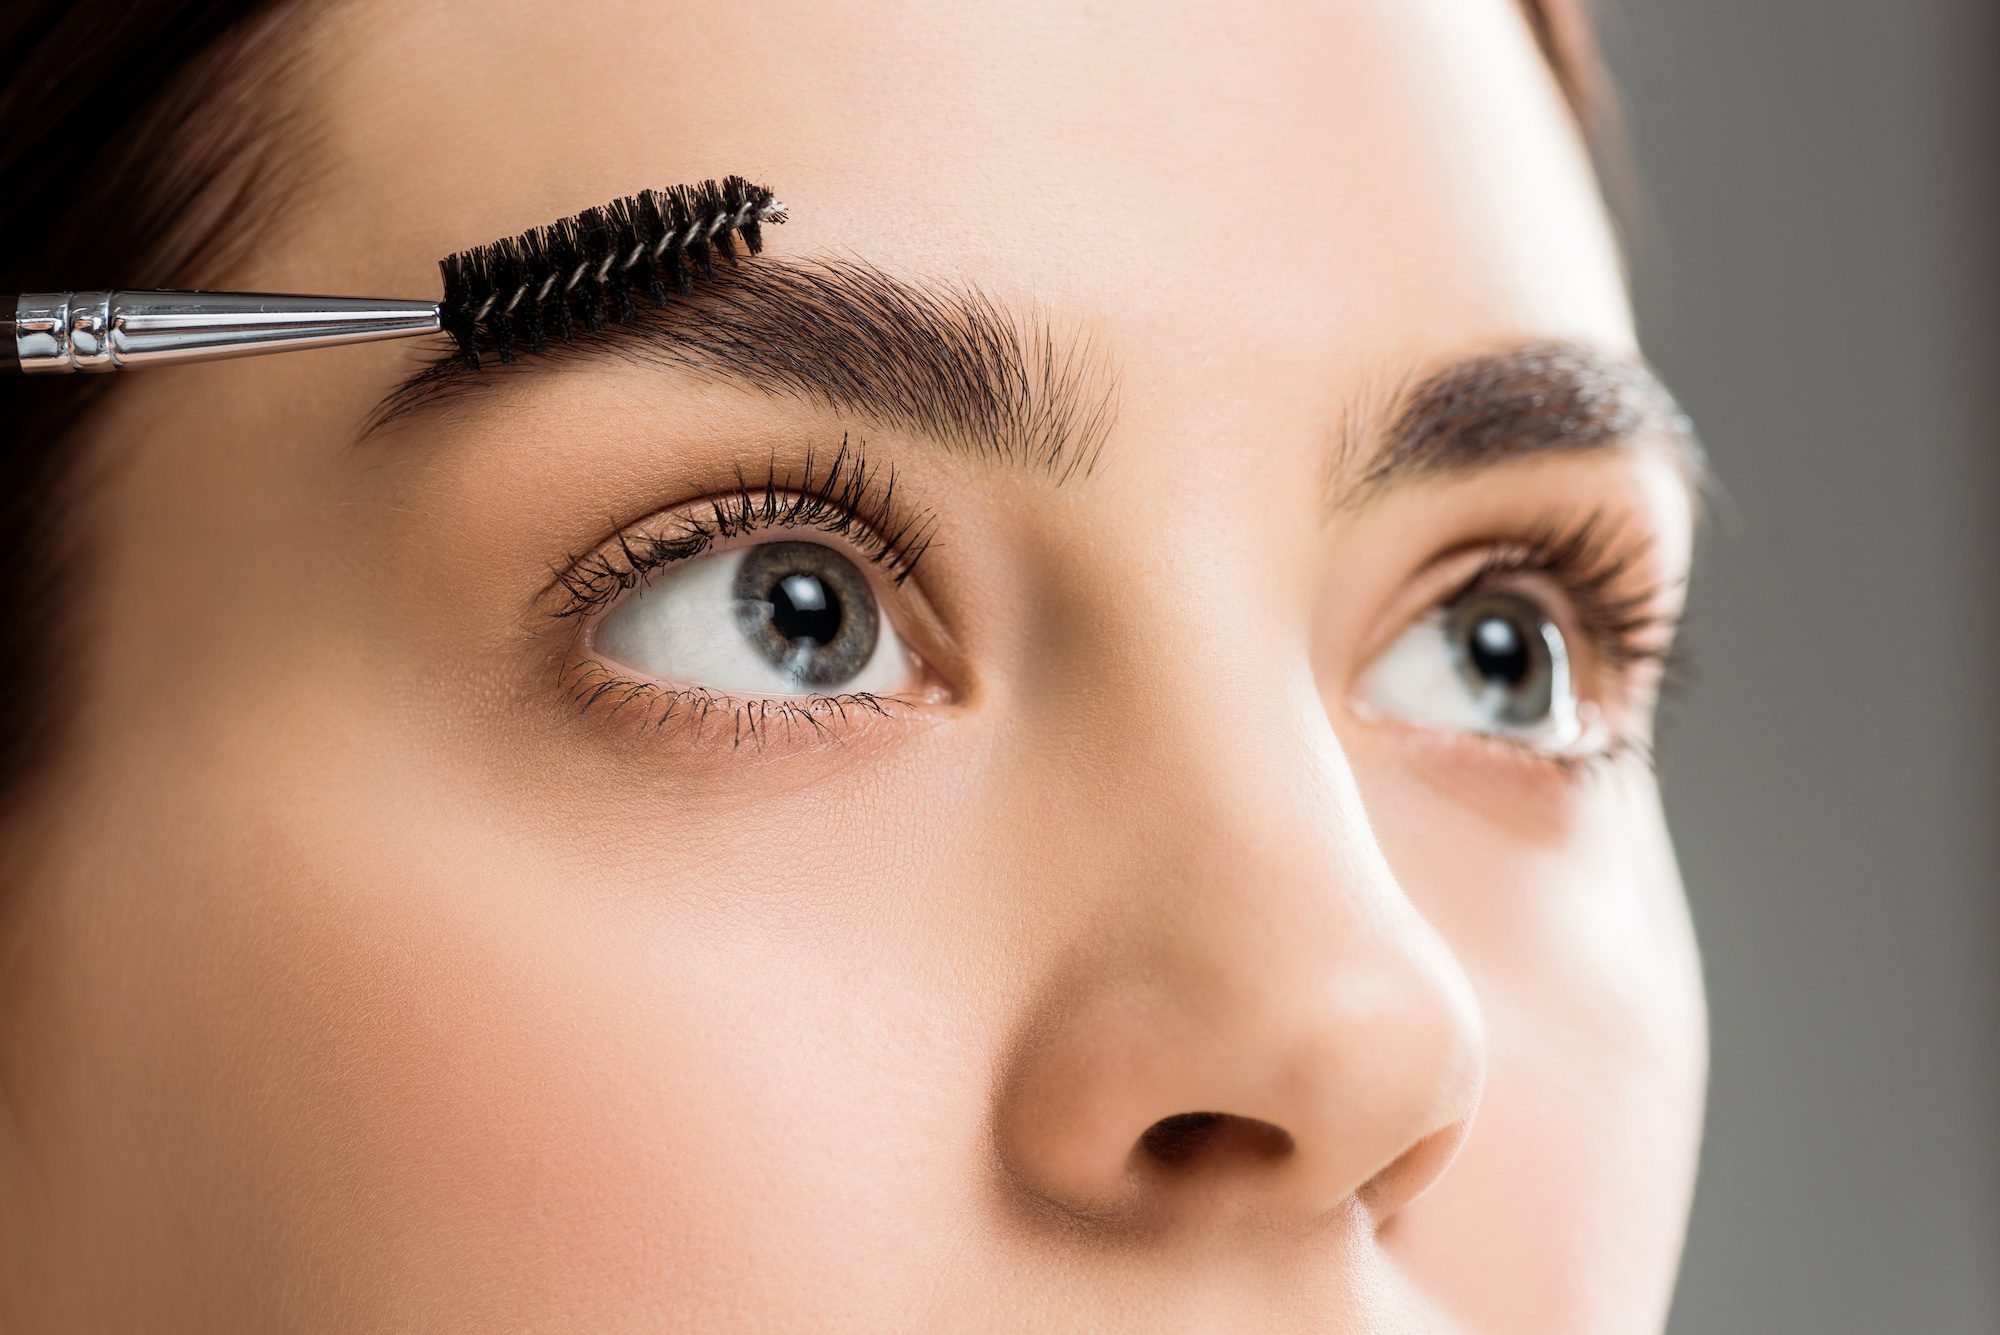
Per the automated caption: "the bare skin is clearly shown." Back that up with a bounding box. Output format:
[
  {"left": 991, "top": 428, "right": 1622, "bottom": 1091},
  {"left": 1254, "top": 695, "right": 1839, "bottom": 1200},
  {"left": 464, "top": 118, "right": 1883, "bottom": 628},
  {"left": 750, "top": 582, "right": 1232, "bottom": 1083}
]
[{"left": 0, "top": 1, "right": 1705, "bottom": 1330}]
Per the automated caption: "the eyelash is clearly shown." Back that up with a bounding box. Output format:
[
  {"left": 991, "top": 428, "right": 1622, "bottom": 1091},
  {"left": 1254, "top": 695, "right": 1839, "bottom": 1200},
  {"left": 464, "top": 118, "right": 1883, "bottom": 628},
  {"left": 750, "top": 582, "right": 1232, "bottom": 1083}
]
[
  {"left": 1432, "top": 511, "right": 1688, "bottom": 773},
  {"left": 1448, "top": 512, "right": 1679, "bottom": 668},
  {"left": 547, "top": 438, "right": 936, "bottom": 746},
  {"left": 549, "top": 437, "right": 936, "bottom": 620},
  {"left": 555, "top": 660, "right": 908, "bottom": 750},
  {"left": 550, "top": 459, "right": 1682, "bottom": 771}
]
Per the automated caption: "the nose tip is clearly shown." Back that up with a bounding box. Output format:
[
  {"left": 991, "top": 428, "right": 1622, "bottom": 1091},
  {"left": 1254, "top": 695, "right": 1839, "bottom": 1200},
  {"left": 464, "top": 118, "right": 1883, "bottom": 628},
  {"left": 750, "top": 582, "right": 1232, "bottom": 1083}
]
[{"left": 993, "top": 945, "right": 1486, "bottom": 1234}]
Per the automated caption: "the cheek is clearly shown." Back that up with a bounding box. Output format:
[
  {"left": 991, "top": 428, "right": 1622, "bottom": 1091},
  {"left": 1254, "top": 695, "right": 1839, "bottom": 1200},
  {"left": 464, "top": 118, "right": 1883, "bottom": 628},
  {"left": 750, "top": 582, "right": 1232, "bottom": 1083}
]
[
  {"left": 185, "top": 760, "right": 984, "bottom": 1329},
  {"left": 202, "top": 806, "right": 769, "bottom": 1325},
  {"left": 1361, "top": 759, "right": 1707, "bottom": 1329}
]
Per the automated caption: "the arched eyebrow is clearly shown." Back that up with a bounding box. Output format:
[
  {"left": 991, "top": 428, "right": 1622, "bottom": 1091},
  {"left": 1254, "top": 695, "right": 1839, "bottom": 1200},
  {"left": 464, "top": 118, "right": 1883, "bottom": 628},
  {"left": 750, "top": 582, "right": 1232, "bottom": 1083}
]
[
  {"left": 1337, "top": 341, "right": 1708, "bottom": 509},
  {"left": 362, "top": 255, "right": 1120, "bottom": 484},
  {"left": 363, "top": 257, "right": 1700, "bottom": 506}
]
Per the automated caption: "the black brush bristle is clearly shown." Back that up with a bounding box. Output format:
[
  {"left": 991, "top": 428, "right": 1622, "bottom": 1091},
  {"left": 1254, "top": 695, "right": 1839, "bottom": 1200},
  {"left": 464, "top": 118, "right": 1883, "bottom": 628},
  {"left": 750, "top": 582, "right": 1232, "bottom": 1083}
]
[
  {"left": 434, "top": 175, "right": 785, "bottom": 369},
  {"left": 571, "top": 210, "right": 611, "bottom": 333},
  {"left": 480, "top": 241, "right": 519, "bottom": 364}
]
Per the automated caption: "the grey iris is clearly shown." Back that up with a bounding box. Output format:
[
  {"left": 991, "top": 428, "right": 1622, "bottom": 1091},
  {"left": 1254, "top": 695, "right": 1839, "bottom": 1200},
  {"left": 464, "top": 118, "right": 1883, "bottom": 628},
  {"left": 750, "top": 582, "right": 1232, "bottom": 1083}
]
[
  {"left": 731, "top": 541, "right": 880, "bottom": 688},
  {"left": 1446, "top": 590, "right": 1560, "bottom": 726}
]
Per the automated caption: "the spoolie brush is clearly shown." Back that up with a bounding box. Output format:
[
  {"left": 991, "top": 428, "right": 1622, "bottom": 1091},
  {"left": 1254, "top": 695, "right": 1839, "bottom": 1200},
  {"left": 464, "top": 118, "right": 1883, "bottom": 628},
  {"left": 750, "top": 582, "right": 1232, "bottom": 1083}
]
[
  {"left": 436, "top": 176, "right": 784, "bottom": 370},
  {"left": 2, "top": 175, "right": 786, "bottom": 375}
]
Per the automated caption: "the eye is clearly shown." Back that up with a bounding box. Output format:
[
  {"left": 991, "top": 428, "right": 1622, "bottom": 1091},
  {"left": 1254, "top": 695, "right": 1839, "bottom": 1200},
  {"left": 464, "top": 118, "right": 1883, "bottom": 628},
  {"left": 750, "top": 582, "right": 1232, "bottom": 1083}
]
[
  {"left": 593, "top": 539, "right": 918, "bottom": 697},
  {"left": 1355, "top": 586, "right": 1591, "bottom": 752}
]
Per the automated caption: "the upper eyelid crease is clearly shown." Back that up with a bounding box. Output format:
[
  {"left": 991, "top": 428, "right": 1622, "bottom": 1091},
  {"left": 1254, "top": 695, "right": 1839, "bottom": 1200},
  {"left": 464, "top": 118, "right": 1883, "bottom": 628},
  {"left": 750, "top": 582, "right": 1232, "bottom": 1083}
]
[{"left": 544, "top": 440, "right": 936, "bottom": 617}]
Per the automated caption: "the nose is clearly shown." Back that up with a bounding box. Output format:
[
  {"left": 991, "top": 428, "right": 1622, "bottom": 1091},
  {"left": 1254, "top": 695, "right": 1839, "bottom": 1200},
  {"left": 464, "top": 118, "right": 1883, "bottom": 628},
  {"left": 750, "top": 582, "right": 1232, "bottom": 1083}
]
[{"left": 990, "top": 691, "right": 1487, "bottom": 1234}]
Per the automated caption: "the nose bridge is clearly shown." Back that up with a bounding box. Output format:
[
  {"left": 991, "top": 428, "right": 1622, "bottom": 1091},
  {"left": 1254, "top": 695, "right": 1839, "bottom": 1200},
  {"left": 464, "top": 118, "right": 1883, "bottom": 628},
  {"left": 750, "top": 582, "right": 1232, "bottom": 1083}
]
[
  {"left": 991, "top": 593, "right": 1487, "bottom": 1233},
  {"left": 1029, "top": 536, "right": 1349, "bottom": 856},
  {"left": 1061, "top": 579, "right": 1375, "bottom": 926}
]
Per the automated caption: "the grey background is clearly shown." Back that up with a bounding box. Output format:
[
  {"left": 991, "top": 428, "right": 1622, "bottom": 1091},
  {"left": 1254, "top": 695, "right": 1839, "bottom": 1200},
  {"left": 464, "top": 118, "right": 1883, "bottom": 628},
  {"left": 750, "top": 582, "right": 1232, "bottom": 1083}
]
[{"left": 1600, "top": 2, "right": 2000, "bottom": 1330}]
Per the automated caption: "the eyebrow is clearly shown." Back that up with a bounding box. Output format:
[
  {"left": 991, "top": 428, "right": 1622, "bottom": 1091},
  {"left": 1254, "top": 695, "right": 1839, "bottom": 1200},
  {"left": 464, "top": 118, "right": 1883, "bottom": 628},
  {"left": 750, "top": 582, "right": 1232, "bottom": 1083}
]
[
  {"left": 366, "top": 256, "right": 1120, "bottom": 483},
  {"left": 367, "top": 258, "right": 1700, "bottom": 504},
  {"left": 1342, "top": 341, "right": 1706, "bottom": 504}
]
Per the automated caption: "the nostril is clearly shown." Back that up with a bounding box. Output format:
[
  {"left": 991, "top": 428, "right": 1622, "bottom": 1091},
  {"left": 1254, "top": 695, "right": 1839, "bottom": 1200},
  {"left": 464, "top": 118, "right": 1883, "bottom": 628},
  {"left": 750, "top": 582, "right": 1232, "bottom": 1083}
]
[
  {"left": 1138, "top": 1112, "right": 1225, "bottom": 1165},
  {"left": 1137, "top": 1112, "right": 1295, "bottom": 1169}
]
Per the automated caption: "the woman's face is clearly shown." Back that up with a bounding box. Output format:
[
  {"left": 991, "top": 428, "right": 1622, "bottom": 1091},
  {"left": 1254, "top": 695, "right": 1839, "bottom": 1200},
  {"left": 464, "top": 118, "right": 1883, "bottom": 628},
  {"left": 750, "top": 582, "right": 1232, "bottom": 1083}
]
[{"left": 0, "top": 0, "right": 1706, "bottom": 1329}]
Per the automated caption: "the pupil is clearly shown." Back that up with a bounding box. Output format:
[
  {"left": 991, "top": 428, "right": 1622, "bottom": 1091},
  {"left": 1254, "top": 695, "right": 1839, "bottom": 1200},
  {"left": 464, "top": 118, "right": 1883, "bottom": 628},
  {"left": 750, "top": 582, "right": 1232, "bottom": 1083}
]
[
  {"left": 1469, "top": 614, "right": 1531, "bottom": 688},
  {"left": 768, "top": 572, "right": 842, "bottom": 646}
]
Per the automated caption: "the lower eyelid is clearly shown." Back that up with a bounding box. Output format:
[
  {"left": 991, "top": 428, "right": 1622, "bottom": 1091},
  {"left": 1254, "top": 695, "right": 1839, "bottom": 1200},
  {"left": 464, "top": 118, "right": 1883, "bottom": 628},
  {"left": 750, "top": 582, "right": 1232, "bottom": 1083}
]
[
  {"left": 1344, "top": 704, "right": 1650, "bottom": 811},
  {"left": 554, "top": 656, "right": 927, "bottom": 751}
]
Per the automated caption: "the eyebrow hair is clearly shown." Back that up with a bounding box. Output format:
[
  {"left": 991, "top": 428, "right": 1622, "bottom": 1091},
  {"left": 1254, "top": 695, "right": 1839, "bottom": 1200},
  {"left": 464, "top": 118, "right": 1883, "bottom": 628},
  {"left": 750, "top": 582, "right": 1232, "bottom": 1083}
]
[
  {"left": 366, "top": 256, "right": 1120, "bottom": 483},
  {"left": 369, "top": 254, "right": 1699, "bottom": 511},
  {"left": 1343, "top": 341, "right": 1707, "bottom": 505}
]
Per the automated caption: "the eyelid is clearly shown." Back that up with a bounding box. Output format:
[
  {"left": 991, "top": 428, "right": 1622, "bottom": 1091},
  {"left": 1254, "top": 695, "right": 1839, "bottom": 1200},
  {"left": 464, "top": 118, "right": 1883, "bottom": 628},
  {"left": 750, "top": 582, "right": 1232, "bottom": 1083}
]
[
  {"left": 1344, "top": 513, "right": 1686, "bottom": 767},
  {"left": 553, "top": 660, "right": 928, "bottom": 753},
  {"left": 541, "top": 439, "right": 939, "bottom": 621},
  {"left": 1452, "top": 521, "right": 1682, "bottom": 673},
  {"left": 514, "top": 439, "right": 971, "bottom": 758},
  {"left": 547, "top": 533, "right": 959, "bottom": 752},
  {"left": 1359, "top": 707, "right": 1656, "bottom": 795},
  {"left": 1363, "top": 515, "right": 1679, "bottom": 673},
  {"left": 564, "top": 517, "right": 961, "bottom": 676}
]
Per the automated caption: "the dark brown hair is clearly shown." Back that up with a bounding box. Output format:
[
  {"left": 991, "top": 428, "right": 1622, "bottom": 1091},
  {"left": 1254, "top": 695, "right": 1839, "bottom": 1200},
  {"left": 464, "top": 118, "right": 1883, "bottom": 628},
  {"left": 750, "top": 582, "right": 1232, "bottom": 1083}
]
[
  {"left": 0, "top": 0, "right": 1608, "bottom": 813},
  {"left": 0, "top": 2, "right": 302, "bottom": 816}
]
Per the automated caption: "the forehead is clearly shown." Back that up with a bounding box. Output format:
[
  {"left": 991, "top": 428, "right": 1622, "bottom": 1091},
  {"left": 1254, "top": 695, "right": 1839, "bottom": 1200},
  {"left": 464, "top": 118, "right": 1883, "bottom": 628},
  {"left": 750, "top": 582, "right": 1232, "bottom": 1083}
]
[{"left": 277, "top": 0, "right": 1625, "bottom": 348}]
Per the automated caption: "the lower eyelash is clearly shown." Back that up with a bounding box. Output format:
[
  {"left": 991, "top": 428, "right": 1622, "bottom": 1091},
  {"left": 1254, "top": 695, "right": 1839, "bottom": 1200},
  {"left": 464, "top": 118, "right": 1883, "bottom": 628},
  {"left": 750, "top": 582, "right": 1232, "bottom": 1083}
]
[
  {"left": 557, "top": 657, "right": 907, "bottom": 749},
  {"left": 1531, "top": 724, "right": 1657, "bottom": 779},
  {"left": 1446, "top": 726, "right": 1662, "bottom": 798}
]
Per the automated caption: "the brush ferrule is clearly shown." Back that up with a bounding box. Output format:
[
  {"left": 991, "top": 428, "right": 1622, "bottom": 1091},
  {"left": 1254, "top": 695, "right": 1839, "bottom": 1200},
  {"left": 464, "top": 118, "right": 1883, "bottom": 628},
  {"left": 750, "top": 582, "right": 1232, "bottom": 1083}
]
[{"left": 14, "top": 291, "right": 443, "bottom": 373}]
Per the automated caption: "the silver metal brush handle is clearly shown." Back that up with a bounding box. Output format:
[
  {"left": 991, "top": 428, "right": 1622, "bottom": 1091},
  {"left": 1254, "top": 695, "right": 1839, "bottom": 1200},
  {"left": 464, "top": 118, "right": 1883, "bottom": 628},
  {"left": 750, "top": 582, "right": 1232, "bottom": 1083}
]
[{"left": 13, "top": 291, "right": 442, "bottom": 373}]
